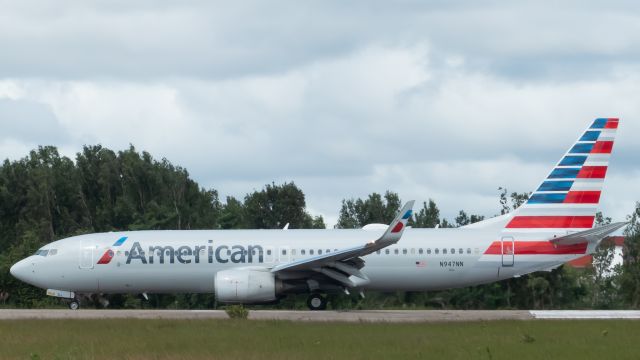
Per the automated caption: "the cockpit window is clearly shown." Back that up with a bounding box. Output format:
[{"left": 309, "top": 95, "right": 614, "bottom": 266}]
[
  {"left": 34, "top": 249, "right": 49, "bottom": 257},
  {"left": 48, "top": 249, "right": 58, "bottom": 256}
]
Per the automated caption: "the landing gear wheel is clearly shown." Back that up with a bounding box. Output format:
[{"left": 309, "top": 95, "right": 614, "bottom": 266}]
[
  {"left": 307, "top": 293, "right": 327, "bottom": 311},
  {"left": 68, "top": 300, "right": 80, "bottom": 310}
]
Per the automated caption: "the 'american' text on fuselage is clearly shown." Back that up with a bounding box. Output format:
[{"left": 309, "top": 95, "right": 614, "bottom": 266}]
[{"left": 125, "top": 241, "right": 265, "bottom": 264}]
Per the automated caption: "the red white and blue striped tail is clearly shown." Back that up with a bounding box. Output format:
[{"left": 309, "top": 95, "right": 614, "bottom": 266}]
[{"left": 506, "top": 118, "right": 618, "bottom": 232}]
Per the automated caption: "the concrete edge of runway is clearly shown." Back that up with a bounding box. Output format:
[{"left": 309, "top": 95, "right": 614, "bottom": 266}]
[{"left": 1, "top": 309, "right": 640, "bottom": 321}]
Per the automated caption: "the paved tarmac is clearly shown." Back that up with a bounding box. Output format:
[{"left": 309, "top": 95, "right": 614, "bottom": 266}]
[
  {"left": 0, "top": 309, "right": 534, "bottom": 322},
  {"left": 531, "top": 310, "right": 640, "bottom": 319},
  {"left": 0, "top": 309, "right": 639, "bottom": 321}
]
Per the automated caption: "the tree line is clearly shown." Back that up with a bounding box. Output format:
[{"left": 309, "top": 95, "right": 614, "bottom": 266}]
[{"left": 1, "top": 145, "right": 640, "bottom": 310}]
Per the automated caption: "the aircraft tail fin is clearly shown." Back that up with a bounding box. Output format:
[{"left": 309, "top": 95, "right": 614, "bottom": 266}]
[{"left": 506, "top": 118, "right": 619, "bottom": 231}]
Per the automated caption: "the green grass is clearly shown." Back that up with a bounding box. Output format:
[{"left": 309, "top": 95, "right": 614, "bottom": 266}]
[{"left": 1, "top": 319, "right": 639, "bottom": 359}]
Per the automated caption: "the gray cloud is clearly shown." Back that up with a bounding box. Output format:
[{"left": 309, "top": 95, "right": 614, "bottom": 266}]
[
  {"left": 0, "top": 1, "right": 639, "bottom": 225},
  {"left": 1, "top": 1, "right": 640, "bottom": 81},
  {"left": 0, "top": 98, "right": 69, "bottom": 144}
]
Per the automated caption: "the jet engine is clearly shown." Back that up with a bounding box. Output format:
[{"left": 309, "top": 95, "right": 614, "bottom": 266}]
[{"left": 214, "top": 269, "right": 280, "bottom": 303}]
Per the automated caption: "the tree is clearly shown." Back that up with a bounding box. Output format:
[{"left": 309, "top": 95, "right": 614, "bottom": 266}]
[
  {"left": 220, "top": 196, "right": 246, "bottom": 229},
  {"left": 302, "top": 213, "right": 326, "bottom": 229},
  {"left": 454, "top": 210, "right": 484, "bottom": 227},
  {"left": 498, "top": 187, "right": 530, "bottom": 214},
  {"left": 587, "top": 212, "right": 620, "bottom": 308},
  {"left": 243, "top": 182, "right": 311, "bottom": 229},
  {"left": 455, "top": 210, "right": 470, "bottom": 227},
  {"left": 620, "top": 202, "right": 640, "bottom": 308},
  {"left": 412, "top": 200, "right": 440, "bottom": 228},
  {"left": 336, "top": 191, "right": 401, "bottom": 229}
]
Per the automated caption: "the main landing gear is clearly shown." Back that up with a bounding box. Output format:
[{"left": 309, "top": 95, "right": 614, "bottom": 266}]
[{"left": 306, "top": 293, "right": 327, "bottom": 311}]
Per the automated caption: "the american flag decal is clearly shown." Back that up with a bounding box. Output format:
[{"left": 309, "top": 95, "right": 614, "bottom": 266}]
[{"left": 416, "top": 261, "right": 426, "bottom": 267}]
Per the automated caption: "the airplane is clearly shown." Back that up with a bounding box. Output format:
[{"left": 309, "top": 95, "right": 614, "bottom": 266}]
[{"left": 10, "top": 118, "right": 626, "bottom": 310}]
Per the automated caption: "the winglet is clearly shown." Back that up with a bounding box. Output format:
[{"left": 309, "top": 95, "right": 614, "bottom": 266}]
[{"left": 375, "top": 200, "right": 415, "bottom": 246}]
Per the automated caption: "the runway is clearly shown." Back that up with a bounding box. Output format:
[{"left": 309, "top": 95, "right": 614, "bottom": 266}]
[{"left": 1, "top": 309, "right": 640, "bottom": 321}]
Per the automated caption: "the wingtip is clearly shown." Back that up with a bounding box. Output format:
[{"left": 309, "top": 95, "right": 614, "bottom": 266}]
[{"left": 401, "top": 200, "right": 415, "bottom": 220}]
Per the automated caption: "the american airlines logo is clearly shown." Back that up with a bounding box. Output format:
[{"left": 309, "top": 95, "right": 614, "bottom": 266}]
[
  {"left": 96, "top": 237, "right": 266, "bottom": 266},
  {"left": 125, "top": 241, "right": 265, "bottom": 265},
  {"left": 97, "top": 236, "right": 128, "bottom": 264}
]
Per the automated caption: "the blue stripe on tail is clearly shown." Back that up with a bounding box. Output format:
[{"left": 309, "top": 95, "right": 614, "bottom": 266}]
[
  {"left": 527, "top": 193, "right": 567, "bottom": 204},
  {"left": 537, "top": 181, "right": 574, "bottom": 191}
]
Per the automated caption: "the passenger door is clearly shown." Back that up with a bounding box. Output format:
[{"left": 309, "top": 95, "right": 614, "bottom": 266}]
[
  {"left": 79, "top": 243, "right": 95, "bottom": 269},
  {"left": 501, "top": 236, "right": 514, "bottom": 267}
]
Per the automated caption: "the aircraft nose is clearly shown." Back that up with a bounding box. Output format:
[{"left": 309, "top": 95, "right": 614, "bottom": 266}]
[{"left": 10, "top": 259, "right": 31, "bottom": 282}]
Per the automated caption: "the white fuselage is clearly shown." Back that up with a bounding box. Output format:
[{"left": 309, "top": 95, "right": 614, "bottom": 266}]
[{"left": 10, "top": 227, "right": 592, "bottom": 294}]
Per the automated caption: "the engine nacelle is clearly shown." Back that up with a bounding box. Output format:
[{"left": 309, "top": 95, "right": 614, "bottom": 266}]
[{"left": 215, "top": 269, "right": 278, "bottom": 303}]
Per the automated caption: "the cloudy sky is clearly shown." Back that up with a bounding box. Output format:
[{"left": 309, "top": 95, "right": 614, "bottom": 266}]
[{"left": 1, "top": 1, "right": 639, "bottom": 226}]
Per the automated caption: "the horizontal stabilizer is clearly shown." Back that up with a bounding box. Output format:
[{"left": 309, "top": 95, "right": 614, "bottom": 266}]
[{"left": 550, "top": 222, "right": 627, "bottom": 246}]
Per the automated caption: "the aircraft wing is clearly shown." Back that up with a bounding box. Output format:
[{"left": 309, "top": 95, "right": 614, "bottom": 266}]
[
  {"left": 271, "top": 201, "right": 414, "bottom": 288},
  {"left": 550, "top": 222, "right": 627, "bottom": 246}
]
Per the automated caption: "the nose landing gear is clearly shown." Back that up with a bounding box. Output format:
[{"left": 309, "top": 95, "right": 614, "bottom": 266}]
[{"left": 68, "top": 299, "right": 80, "bottom": 310}]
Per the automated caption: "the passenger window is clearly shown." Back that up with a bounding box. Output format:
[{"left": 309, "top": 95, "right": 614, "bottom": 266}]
[
  {"left": 282, "top": 249, "right": 286, "bottom": 255},
  {"left": 385, "top": 249, "right": 390, "bottom": 254},
  {"left": 326, "top": 249, "right": 330, "bottom": 253},
  {"left": 467, "top": 248, "right": 471, "bottom": 254},
  {"left": 267, "top": 249, "right": 272, "bottom": 255},
  {"left": 301, "top": 249, "right": 306, "bottom": 255},
  {"left": 435, "top": 248, "right": 439, "bottom": 254},
  {"left": 411, "top": 248, "right": 415, "bottom": 254},
  {"left": 443, "top": 249, "right": 447, "bottom": 254},
  {"left": 376, "top": 250, "right": 381, "bottom": 255},
  {"left": 318, "top": 249, "right": 322, "bottom": 255},
  {"left": 292, "top": 249, "right": 297, "bottom": 255},
  {"left": 418, "top": 248, "right": 423, "bottom": 254},
  {"left": 474, "top": 248, "right": 480, "bottom": 254},
  {"left": 394, "top": 249, "right": 399, "bottom": 255},
  {"left": 427, "top": 249, "right": 431, "bottom": 254},
  {"left": 451, "top": 248, "right": 455, "bottom": 254},
  {"left": 402, "top": 249, "right": 407, "bottom": 255},
  {"left": 459, "top": 248, "right": 463, "bottom": 254},
  {"left": 310, "top": 249, "right": 314, "bottom": 255}
]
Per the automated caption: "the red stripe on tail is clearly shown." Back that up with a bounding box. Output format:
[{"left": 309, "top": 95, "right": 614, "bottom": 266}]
[
  {"left": 605, "top": 119, "right": 619, "bottom": 129},
  {"left": 563, "top": 191, "right": 601, "bottom": 204},
  {"left": 577, "top": 166, "right": 607, "bottom": 179},
  {"left": 506, "top": 216, "right": 595, "bottom": 228},
  {"left": 591, "top": 141, "right": 613, "bottom": 154}
]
